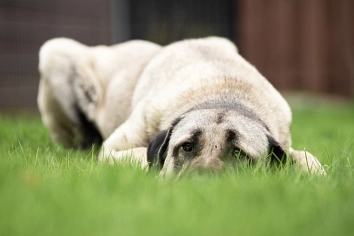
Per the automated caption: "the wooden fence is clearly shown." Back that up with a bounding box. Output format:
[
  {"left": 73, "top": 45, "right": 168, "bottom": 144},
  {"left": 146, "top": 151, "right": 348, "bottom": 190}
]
[
  {"left": 0, "top": 0, "right": 111, "bottom": 110},
  {"left": 238, "top": 0, "right": 354, "bottom": 97},
  {"left": 0, "top": 0, "right": 353, "bottom": 111}
]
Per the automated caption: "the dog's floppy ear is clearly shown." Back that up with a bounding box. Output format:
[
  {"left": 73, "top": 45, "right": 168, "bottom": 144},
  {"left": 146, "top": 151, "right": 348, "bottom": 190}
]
[
  {"left": 267, "top": 135, "right": 287, "bottom": 165},
  {"left": 147, "top": 117, "right": 183, "bottom": 169},
  {"left": 147, "top": 129, "right": 169, "bottom": 168}
]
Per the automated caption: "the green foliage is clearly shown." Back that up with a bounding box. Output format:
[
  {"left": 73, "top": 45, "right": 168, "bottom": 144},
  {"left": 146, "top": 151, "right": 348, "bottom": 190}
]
[{"left": 0, "top": 105, "right": 353, "bottom": 236}]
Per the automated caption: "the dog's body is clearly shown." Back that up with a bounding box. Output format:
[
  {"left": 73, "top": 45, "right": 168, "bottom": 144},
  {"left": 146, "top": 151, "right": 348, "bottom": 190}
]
[
  {"left": 37, "top": 38, "right": 161, "bottom": 148},
  {"left": 38, "top": 37, "right": 325, "bottom": 176},
  {"left": 98, "top": 37, "right": 325, "bottom": 176}
]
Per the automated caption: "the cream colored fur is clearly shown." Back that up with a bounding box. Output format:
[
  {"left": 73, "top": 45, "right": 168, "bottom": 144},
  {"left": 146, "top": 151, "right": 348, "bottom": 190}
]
[
  {"left": 38, "top": 37, "right": 325, "bottom": 176},
  {"left": 38, "top": 38, "right": 161, "bottom": 148},
  {"left": 97, "top": 37, "right": 326, "bottom": 176}
]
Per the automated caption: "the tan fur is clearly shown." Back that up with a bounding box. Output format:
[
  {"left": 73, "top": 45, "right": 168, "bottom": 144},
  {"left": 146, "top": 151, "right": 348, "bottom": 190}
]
[
  {"left": 37, "top": 38, "right": 161, "bottom": 148},
  {"left": 98, "top": 37, "right": 326, "bottom": 176},
  {"left": 38, "top": 37, "right": 325, "bottom": 176}
]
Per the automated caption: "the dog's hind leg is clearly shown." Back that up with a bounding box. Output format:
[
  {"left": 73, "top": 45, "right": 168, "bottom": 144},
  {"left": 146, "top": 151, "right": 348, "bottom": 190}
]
[
  {"left": 38, "top": 77, "right": 79, "bottom": 148},
  {"left": 73, "top": 56, "right": 103, "bottom": 123}
]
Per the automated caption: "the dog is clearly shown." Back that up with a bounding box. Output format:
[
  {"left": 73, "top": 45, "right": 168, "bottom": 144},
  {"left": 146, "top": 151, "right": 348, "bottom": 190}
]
[
  {"left": 37, "top": 37, "right": 161, "bottom": 148},
  {"left": 96, "top": 37, "right": 326, "bottom": 177}
]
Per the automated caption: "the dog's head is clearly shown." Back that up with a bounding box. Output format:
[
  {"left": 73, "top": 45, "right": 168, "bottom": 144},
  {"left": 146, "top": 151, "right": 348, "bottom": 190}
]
[{"left": 147, "top": 104, "right": 286, "bottom": 177}]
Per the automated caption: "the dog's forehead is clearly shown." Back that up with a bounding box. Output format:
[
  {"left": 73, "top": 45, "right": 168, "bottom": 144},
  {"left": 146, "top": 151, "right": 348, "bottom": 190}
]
[
  {"left": 175, "top": 109, "right": 261, "bottom": 130},
  {"left": 172, "top": 110, "right": 230, "bottom": 136},
  {"left": 170, "top": 109, "right": 270, "bottom": 157}
]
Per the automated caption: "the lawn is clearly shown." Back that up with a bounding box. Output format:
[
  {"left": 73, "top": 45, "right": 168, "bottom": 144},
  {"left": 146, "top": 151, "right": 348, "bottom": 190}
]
[{"left": 0, "top": 101, "right": 353, "bottom": 236}]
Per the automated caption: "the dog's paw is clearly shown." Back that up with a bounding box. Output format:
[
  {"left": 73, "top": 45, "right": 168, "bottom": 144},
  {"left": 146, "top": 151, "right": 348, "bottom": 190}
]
[
  {"left": 98, "top": 147, "right": 148, "bottom": 169},
  {"left": 289, "top": 148, "right": 327, "bottom": 176}
]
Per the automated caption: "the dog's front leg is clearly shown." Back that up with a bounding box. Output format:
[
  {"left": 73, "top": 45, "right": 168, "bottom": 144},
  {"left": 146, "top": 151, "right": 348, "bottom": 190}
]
[
  {"left": 289, "top": 148, "right": 327, "bottom": 175},
  {"left": 98, "top": 106, "right": 149, "bottom": 168},
  {"left": 99, "top": 147, "right": 148, "bottom": 169}
]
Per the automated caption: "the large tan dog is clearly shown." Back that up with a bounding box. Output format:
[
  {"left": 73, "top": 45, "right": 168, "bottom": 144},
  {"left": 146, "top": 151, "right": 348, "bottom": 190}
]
[
  {"left": 97, "top": 37, "right": 326, "bottom": 177},
  {"left": 37, "top": 38, "right": 161, "bottom": 148}
]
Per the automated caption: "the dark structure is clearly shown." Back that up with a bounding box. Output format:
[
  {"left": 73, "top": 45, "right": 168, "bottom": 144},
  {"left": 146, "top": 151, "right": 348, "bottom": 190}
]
[
  {"left": 238, "top": 0, "right": 354, "bottom": 97},
  {"left": 0, "top": 0, "right": 111, "bottom": 110}
]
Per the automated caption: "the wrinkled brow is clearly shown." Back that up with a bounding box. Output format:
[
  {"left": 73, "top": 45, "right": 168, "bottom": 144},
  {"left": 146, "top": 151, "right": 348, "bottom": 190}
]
[
  {"left": 226, "top": 129, "right": 238, "bottom": 143},
  {"left": 174, "top": 128, "right": 203, "bottom": 147},
  {"left": 190, "top": 129, "right": 203, "bottom": 143}
]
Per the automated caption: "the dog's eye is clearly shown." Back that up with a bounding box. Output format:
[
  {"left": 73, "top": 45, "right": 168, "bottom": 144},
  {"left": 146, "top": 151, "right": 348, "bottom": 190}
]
[
  {"left": 234, "top": 147, "right": 241, "bottom": 155},
  {"left": 233, "top": 147, "right": 247, "bottom": 158},
  {"left": 182, "top": 142, "right": 193, "bottom": 152},
  {"left": 233, "top": 147, "right": 249, "bottom": 161}
]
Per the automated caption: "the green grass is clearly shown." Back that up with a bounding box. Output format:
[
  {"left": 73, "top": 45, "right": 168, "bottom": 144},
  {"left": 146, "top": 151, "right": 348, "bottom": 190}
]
[{"left": 1, "top": 103, "right": 354, "bottom": 236}]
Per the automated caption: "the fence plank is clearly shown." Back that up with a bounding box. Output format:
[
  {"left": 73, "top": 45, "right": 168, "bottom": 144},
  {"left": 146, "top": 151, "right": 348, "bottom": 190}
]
[
  {"left": 237, "top": 0, "right": 353, "bottom": 97},
  {"left": 0, "top": 1, "right": 111, "bottom": 110}
]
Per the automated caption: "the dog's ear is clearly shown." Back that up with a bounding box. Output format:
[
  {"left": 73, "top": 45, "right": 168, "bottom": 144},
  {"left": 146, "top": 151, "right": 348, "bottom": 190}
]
[
  {"left": 147, "top": 129, "right": 169, "bottom": 168},
  {"left": 267, "top": 135, "right": 287, "bottom": 165},
  {"left": 147, "top": 117, "right": 183, "bottom": 169}
]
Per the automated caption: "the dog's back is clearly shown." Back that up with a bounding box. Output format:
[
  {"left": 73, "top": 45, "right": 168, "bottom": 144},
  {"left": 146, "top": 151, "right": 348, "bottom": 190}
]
[
  {"left": 132, "top": 37, "right": 292, "bottom": 148},
  {"left": 38, "top": 38, "right": 161, "bottom": 148}
]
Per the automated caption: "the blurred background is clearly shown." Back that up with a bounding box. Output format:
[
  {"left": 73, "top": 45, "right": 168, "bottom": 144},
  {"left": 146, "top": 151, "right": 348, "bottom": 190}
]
[{"left": 0, "top": 0, "right": 353, "bottom": 111}]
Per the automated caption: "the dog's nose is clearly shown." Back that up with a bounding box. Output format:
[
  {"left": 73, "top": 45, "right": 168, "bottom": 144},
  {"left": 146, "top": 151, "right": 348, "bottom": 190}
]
[
  {"left": 184, "top": 166, "right": 219, "bottom": 178},
  {"left": 204, "top": 157, "right": 224, "bottom": 170},
  {"left": 189, "top": 158, "right": 224, "bottom": 175}
]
